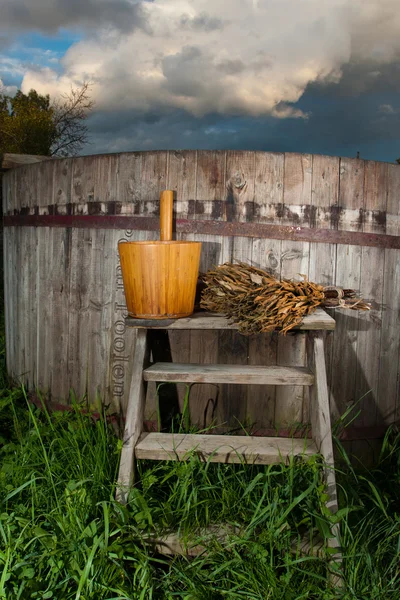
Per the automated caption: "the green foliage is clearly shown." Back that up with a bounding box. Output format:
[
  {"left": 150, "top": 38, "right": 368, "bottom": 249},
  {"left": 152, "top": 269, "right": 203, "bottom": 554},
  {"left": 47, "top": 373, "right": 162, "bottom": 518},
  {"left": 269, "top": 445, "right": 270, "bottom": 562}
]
[
  {"left": 0, "top": 316, "right": 399, "bottom": 597},
  {"left": 0, "top": 90, "right": 56, "bottom": 156},
  {"left": 0, "top": 388, "right": 399, "bottom": 599},
  {"left": 0, "top": 83, "right": 93, "bottom": 157}
]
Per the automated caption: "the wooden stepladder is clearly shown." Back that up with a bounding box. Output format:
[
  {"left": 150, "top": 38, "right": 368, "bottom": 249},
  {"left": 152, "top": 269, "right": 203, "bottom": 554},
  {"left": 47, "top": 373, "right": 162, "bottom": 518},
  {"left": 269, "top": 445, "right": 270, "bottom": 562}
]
[{"left": 116, "top": 308, "right": 339, "bottom": 552}]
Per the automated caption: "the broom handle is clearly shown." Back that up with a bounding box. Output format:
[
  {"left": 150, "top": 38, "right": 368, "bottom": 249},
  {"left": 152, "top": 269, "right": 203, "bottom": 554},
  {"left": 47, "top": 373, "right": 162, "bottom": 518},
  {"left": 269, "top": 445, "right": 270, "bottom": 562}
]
[{"left": 160, "top": 190, "right": 173, "bottom": 241}]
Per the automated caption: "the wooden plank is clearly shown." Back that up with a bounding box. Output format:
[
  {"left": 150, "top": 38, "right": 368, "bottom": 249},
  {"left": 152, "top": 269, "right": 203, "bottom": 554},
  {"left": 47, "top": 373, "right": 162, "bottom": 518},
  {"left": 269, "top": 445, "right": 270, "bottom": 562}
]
[
  {"left": 276, "top": 153, "right": 312, "bottom": 426},
  {"left": 188, "top": 151, "right": 226, "bottom": 426},
  {"left": 44, "top": 159, "right": 72, "bottom": 401},
  {"left": 144, "top": 363, "right": 314, "bottom": 386},
  {"left": 51, "top": 158, "right": 71, "bottom": 210},
  {"left": 378, "top": 163, "right": 400, "bottom": 424},
  {"left": 36, "top": 226, "right": 51, "bottom": 394},
  {"left": 187, "top": 331, "right": 219, "bottom": 428},
  {"left": 308, "top": 334, "right": 338, "bottom": 512},
  {"left": 144, "top": 524, "right": 238, "bottom": 557},
  {"left": 166, "top": 150, "right": 197, "bottom": 219},
  {"left": 309, "top": 155, "right": 339, "bottom": 424},
  {"left": 67, "top": 158, "right": 98, "bottom": 402},
  {"left": 70, "top": 155, "right": 95, "bottom": 212},
  {"left": 116, "top": 329, "right": 149, "bottom": 503},
  {"left": 66, "top": 228, "right": 92, "bottom": 401},
  {"left": 1, "top": 164, "right": 16, "bottom": 214},
  {"left": 47, "top": 228, "right": 71, "bottom": 401},
  {"left": 194, "top": 151, "right": 232, "bottom": 428},
  {"left": 93, "top": 154, "right": 119, "bottom": 206},
  {"left": 111, "top": 228, "right": 145, "bottom": 416},
  {"left": 225, "top": 150, "right": 256, "bottom": 224},
  {"left": 15, "top": 165, "right": 38, "bottom": 389},
  {"left": 20, "top": 227, "right": 36, "bottom": 389},
  {"left": 221, "top": 151, "right": 257, "bottom": 427},
  {"left": 3, "top": 227, "right": 15, "bottom": 380},
  {"left": 83, "top": 156, "right": 119, "bottom": 405},
  {"left": 86, "top": 228, "right": 111, "bottom": 405},
  {"left": 308, "top": 154, "right": 339, "bottom": 286},
  {"left": 217, "top": 329, "right": 248, "bottom": 428},
  {"left": 125, "top": 308, "right": 335, "bottom": 331},
  {"left": 1, "top": 153, "right": 52, "bottom": 170},
  {"left": 252, "top": 151, "right": 284, "bottom": 228},
  {"left": 117, "top": 152, "right": 142, "bottom": 213},
  {"left": 307, "top": 333, "right": 340, "bottom": 557},
  {"left": 13, "top": 227, "right": 23, "bottom": 381},
  {"left": 208, "top": 166, "right": 235, "bottom": 435},
  {"left": 331, "top": 158, "right": 364, "bottom": 424},
  {"left": 138, "top": 150, "right": 168, "bottom": 216},
  {"left": 246, "top": 332, "right": 278, "bottom": 429},
  {"left": 247, "top": 152, "right": 284, "bottom": 428},
  {"left": 135, "top": 432, "right": 318, "bottom": 463},
  {"left": 115, "top": 153, "right": 144, "bottom": 415},
  {"left": 356, "top": 162, "right": 387, "bottom": 428},
  {"left": 147, "top": 526, "right": 325, "bottom": 558}
]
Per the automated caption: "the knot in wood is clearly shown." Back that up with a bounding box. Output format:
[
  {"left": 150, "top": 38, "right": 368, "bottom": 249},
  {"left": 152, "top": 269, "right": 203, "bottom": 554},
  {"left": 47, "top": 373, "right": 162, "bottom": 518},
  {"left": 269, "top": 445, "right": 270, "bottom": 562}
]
[{"left": 232, "top": 171, "right": 246, "bottom": 189}]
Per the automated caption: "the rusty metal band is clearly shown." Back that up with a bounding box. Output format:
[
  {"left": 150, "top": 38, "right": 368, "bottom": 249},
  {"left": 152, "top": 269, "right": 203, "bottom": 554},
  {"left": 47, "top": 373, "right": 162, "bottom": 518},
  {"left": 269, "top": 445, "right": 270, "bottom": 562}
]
[{"left": 3, "top": 214, "right": 400, "bottom": 249}]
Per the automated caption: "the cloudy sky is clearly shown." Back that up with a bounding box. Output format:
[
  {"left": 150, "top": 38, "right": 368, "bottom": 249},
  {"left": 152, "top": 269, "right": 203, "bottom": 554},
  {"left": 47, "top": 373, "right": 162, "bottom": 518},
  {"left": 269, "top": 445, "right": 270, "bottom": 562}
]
[{"left": 1, "top": 0, "right": 399, "bottom": 161}]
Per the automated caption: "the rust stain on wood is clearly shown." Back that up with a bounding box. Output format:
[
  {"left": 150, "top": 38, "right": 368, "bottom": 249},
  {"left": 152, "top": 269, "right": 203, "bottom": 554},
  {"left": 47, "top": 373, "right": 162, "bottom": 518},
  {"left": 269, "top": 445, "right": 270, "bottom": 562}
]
[{"left": 4, "top": 214, "right": 400, "bottom": 249}]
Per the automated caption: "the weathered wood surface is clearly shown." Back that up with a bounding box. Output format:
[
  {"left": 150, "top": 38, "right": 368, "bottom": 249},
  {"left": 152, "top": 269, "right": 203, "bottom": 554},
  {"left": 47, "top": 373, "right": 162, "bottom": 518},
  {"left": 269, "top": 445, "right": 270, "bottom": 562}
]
[
  {"left": 1, "top": 153, "right": 53, "bottom": 170},
  {"left": 307, "top": 334, "right": 338, "bottom": 514},
  {"left": 116, "top": 329, "right": 149, "bottom": 503},
  {"left": 145, "top": 526, "right": 325, "bottom": 558},
  {"left": 2, "top": 151, "right": 400, "bottom": 438},
  {"left": 135, "top": 432, "right": 318, "bottom": 463},
  {"left": 143, "top": 363, "right": 314, "bottom": 385},
  {"left": 125, "top": 308, "right": 335, "bottom": 331},
  {"left": 143, "top": 524, "right": 238, "bottom": 557}
]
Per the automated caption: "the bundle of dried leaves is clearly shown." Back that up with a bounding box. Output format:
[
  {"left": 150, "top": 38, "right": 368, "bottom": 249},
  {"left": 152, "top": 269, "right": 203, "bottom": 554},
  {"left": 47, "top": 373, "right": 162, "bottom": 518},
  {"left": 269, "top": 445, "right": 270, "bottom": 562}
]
[{"left": 200, "top": 262, "right": 370, "bottom": 335}]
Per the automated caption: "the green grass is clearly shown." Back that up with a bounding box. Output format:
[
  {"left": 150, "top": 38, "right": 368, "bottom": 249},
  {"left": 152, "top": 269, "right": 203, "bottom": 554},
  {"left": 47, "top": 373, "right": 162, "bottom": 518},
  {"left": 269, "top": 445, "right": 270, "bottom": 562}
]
[
  {"left": 0, "top": 385, "right": 399, "bottom": 599},
  {"left": 0, "top": 313, "right": 399, "bottom": 598}
]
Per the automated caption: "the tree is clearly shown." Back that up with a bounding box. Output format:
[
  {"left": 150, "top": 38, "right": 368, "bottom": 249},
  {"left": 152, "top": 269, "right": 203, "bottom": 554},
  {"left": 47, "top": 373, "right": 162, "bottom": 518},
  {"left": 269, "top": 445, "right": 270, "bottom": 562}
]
[
  {"left": 0, "top": 89, "right": 56, "bottom": 156},
  {"left": 51, "top": 83, "right": 94, "bottom": 157},
  {"left": 0, "top": 83, "right": 93, "bottom": 157}
]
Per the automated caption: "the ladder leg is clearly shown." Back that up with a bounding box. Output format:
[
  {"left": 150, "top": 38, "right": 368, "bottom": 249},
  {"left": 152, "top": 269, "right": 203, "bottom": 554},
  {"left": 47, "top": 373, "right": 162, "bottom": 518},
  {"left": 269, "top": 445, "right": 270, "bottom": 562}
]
[
  {"left": 307, "top": 332, "right": 342, "bottom": 583},
  {"left": 308, "top": 333, "right": 338, "bottom": 515},
  {"left": 116, "top": 329, "right": 149, "bottom": 504}
]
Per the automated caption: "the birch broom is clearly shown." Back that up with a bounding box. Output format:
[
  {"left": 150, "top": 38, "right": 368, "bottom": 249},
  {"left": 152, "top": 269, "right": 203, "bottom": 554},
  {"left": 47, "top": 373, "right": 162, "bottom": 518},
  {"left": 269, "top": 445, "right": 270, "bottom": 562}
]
[{"left": 200, "top": 262, "right": 370, "bottom": 335}]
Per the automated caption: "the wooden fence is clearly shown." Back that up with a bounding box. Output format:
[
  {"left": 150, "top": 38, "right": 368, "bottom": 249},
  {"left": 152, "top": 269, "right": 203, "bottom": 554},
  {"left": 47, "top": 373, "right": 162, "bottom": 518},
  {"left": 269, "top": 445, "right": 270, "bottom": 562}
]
[{"left": 2, "top": 150, "right": 399, "bottom": 446}]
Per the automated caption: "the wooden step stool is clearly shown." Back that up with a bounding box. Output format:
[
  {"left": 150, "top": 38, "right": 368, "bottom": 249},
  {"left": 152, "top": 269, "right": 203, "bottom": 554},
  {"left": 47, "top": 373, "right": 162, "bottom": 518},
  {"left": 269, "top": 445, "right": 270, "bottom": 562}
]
[{"left": 116, "top": 308, "right": 339, "bottom": 552}]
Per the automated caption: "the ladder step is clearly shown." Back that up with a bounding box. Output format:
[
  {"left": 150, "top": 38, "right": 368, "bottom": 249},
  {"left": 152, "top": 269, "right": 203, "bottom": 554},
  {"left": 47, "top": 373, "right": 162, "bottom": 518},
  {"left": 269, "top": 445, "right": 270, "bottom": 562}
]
[
  {"left": 143, "top": 363, "right": 314, "bottom": 385},
  {"left": 144, "top": 526, "right": 325, "bottom": 558},
  {"left": 143, "top": 524, "right": 238, "bottom": 557},
  {"left": 135, "top": 433, "right": 318, "bottom": 464}
]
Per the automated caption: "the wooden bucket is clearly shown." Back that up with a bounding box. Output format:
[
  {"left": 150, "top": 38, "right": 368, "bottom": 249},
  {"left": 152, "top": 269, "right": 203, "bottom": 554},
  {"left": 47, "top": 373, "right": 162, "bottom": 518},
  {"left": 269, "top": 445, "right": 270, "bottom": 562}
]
[{"left": 118, "top": 191, "right": 202, "bottom": 319}]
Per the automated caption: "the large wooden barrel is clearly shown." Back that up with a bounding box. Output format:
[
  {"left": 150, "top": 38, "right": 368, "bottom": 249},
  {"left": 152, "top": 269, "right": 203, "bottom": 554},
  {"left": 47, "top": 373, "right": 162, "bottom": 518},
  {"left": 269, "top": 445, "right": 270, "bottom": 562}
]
[{"left": 2, "top": 151, "right": 400, "bottom": 441}]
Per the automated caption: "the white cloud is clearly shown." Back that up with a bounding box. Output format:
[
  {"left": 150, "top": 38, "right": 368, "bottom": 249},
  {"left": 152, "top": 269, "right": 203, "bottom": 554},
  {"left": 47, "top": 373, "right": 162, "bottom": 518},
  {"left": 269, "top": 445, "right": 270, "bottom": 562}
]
[
  {"left": 379, "top": 104, "right": 396, "bottom": 115},
  {"left": 20, "top": 0, "right": 400, "bottom": 119},
  {"left": 0, "top": 56, "right": 26, "bottom": 78},
  {"left": 0, "top": 78, "right": 18, "bottom": 96}
]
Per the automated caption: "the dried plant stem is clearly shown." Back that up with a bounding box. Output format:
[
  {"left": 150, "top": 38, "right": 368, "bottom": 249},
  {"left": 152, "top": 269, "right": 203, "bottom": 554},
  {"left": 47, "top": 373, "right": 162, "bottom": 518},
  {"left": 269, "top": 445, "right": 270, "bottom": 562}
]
[{"left": 201, "top": 262, "right": 370, "bottom": 335}]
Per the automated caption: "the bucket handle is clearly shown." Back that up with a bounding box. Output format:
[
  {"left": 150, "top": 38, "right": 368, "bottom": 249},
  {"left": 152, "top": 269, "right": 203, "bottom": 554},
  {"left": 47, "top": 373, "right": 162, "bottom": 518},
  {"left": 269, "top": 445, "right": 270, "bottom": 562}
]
[{"left": 160, "top": 190, "right": 173, "bottom": 241}]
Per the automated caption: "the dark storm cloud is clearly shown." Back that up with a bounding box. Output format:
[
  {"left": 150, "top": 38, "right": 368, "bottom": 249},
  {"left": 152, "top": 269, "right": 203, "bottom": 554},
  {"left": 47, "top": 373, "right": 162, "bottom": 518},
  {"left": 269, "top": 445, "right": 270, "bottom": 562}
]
[
  {"left": 0, "top": 0, "right": 147, "bottom": 35},
  {"left": 179, "top": 12, "right": 224, "bottom": 33},
  {"left": 216, "top": 59, "right": 246, "bottom": 76},
  {"left": 314, "top": 60, "right": 400, "bottom": 97},
  {"left": 0, "top": 33, "right": 12, "bottom": 50},
  {"left": 83, "top": 70, "right": 400, "bottom": 164}
]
